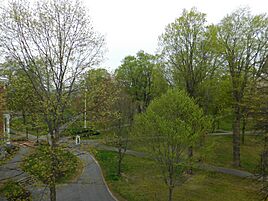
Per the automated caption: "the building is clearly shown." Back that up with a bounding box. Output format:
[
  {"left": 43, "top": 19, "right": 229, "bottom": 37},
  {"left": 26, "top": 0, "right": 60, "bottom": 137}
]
[{"left": 0, "top": 77, "right": 10, "bottom": 144}]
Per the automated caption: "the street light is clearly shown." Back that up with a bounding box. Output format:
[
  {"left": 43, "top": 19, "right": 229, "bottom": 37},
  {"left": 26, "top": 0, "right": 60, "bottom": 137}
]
[{"left": 84, "top": 87, "right": 87, "bottom": 129}]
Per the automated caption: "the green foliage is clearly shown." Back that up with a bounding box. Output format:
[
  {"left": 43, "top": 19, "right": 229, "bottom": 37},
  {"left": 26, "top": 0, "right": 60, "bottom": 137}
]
[
  {"left": 22, "top": 145, "right": 79, "bottom": 184},
  {"left": 217, "top": 7, "right": 268, "bottom": 166},
  {"left": 197, "top": 76, "right": 233, "bottom": 130},
  {"left": 134, "top": 89, "right": 210, "bottom": 151},
  {"left": 6, "top": 69, "right": 39, "bottom": 114},
  {"left": 95, "top": 151, "right": 122, "bottom": 181},
  {"left": 159, "top": 8, "right": 218, "bottom": 98},
  {"left": 116, "top": 50, "right": 168, "bottom": 112},
  {"left": 75, "top": 68, "right": 120, "bottom": 130},
  {"left": 134, "top": 88, "right": 211, "bottom": 199},
  {"left": 0, "top": 180, "right": 31, "bottom": 201},
  {"left": 96, "top": 150, "right": 259, "bottom": 201}
]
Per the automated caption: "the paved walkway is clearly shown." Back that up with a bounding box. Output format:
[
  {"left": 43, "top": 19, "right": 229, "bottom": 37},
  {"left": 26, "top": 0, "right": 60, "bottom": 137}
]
[
  {"left": 81, "top": 139, "right": 256, "bottom": 179},
  {"left": 0, "top": 146, "right": 29, "bottom": 183},
  {"left": 55, "top": 149, "right": 117, "bottom": 201},
  {"left": 0, "top": 146, "right": 31, "bottom": 201},
  {"left": 0, "top": 144, "right": 117, "bottom": 201}
]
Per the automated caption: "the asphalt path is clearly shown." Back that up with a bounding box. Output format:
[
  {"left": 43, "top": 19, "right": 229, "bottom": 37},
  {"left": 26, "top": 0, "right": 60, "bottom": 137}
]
[
  {"left": 0, "top": 146, "right": 29, "bottom": 184},
  {"left": 55, "top": 149, "right": 117, "bottom": 201},
  {"left": 0, "top": 145, "right": 117, "bottom": 201}
]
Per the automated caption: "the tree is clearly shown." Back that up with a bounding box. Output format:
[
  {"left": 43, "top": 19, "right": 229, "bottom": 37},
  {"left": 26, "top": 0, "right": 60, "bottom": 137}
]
[
  {"left": 197, "top": 74, "right": 232, "bottom": 131},
  {"left": 6, "top": 69, "right": 40, "bottom": 139},
  {"left": 158, "top": 8, "right": 219, "bottom": 170},
  {"left": 217, "top": 8, "right": 268, "bottom": 167},
  {"left": 0, "top": 0, "right": 105, "bottom": 200},
  {"left": 115, "top": 50, "right": 168, "bottom": 113},
  {"left": 158, "top": 8, "right": 219, "bottom": 98},
  {"left": 69, "top": 68, "right": 119, "bottom": 130},
  {"left": 134, "top": 89, "right": 209, "bottom": 201},
  {"left": 248, "top": 59, "right": 268, "bottom": 200},
  {"left": 108, "top": 90, "right": 135, "bottom": 176}
]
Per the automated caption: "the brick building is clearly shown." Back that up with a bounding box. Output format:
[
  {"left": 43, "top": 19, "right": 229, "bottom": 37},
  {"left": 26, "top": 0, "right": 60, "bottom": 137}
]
[{"left": 0, "top": 77, "right": 10, "bottom": 143}]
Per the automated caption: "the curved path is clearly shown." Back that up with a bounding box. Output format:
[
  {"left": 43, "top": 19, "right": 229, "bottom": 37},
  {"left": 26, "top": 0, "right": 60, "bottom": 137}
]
[
  {"left": 55, "top": 149, "right": 117, "bottom": 201},
  {"left": 0, "top": 144, "right": 117, "bottom": 201},
  {"left": 0, "top": 147, "right": 28, "bottom": 183}
]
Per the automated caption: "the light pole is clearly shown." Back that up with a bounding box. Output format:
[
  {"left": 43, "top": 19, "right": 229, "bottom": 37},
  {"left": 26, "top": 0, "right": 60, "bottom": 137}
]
[
  {"left": 4, "top": 114, "right": 10, "bottom": 145},
  {"left": 84, "top": 87, "right": 87, "bottom": 129}
]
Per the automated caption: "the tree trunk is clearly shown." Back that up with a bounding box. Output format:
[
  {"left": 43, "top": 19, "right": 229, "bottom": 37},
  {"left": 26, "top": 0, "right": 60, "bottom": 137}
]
[
  {"left": 49, "top": 130, "right": 57, "bottom": 201},
  {"left": 241, "top": 115, "right": 246, "bottom": 145},
  {"left": 261, "top": 135, "right": 268, "bottom": 182},
  {"left": 49, "top": 183, "right": 56, "bottom": 201},
  {"left": 168, "top": 187, "right": 173, "bottom": 201},
  {"left": 233, "top": 106, "right": 241, "bottom": 167},
  {"left": 217, "top": 118, "right": 220, "bottom": 130},
  {"left": 187, "top": 146, "right": 193, "bottom": 174},
  {"left": 118, "top": 148, "right": 122, "bottom": 176},
  {"left": 22, "top": 111, "right": 28, "bottom": 139},
  {"left": 36, "top": 128, "right": 39, "bottom": 143}
]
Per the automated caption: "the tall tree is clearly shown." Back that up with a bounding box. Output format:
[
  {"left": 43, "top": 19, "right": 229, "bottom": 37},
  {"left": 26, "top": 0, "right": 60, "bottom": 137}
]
[
  {"left": 0, "top": 0, "right": 105, "bottom": 200},
  {"left": 158, "top": 8, "right": 218, "bottom": 171},
  {"left": 108, "top": 90, "right": 135, "bottom": 176},
  {"left": 158, "top": 8, "right": 219, "bottom": 98},
  {"left": 115, "top": 50, "right": 168, "bottom": 113},
  {"left": 134, "top": 89, "right": 209, "bottom": 201},
  {"left": 217, "top": 8, "right": 268, "bottom": 167},
  {"left": 6, "top": 69, "right": 40, "bottom": 139},
  {"left": 249, "top": 59, "right": 268, "bottom": 200},
  {"left": 79, "top": 68, "right": 118, "bottom": 129}
]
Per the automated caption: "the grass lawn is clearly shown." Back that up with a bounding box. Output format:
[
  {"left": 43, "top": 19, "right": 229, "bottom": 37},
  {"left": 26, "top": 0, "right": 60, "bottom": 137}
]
[
  {"left": 128, "top": 135, "right": 262, "bottom": 173},
  {"left": 96, "top": 150, "right": 260, "bottom": 201},
  {"left": 205, "top": 135, "right": 262, "bottom": 173}
]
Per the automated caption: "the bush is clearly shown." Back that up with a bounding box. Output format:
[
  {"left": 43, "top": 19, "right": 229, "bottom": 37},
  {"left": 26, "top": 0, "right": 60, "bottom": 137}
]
[
  {"left": 0, "top": 181, "right": 31, "bottom": 201},
  {"left": 22, "top": 145, "right": 78, "bottom": 184},
  {"left": 69, "top": 127, "right": 100, "bottom": 138}
]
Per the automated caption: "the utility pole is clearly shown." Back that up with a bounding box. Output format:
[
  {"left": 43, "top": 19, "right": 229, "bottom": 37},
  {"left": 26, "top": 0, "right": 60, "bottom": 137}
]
[{"left": 84, "top": 87, "right": 87, "bottom": 129}]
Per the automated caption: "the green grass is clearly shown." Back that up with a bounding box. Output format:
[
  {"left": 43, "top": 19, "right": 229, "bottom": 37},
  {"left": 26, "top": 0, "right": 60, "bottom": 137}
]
[
  {"left": 217, "top": 115, "right": 255, "bottom": 132},
  {"left": 128, "top": 135, "right": 262, "bottom": 173},
  {"left": 205, "top": 135, "right": 262, "bottom": 173},
  {"left": 96, "top": 150, "right": 260, "bottom": 201},
  {"left": 218, "top": 116, "right": 233, "bottom": 131}
]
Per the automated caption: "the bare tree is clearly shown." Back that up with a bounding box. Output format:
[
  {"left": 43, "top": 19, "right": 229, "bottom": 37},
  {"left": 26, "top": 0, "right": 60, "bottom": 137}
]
[{"left": 0, "top": 0, "right": 105, "bottom": 200}]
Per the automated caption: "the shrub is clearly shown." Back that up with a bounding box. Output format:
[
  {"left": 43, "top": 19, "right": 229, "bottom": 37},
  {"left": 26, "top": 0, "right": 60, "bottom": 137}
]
[
  {"left": 0, "top": 181, "right": 31, "bottom": 201},
  {"left": 22, "top": 145, "right": 78, "bottom": 184}
]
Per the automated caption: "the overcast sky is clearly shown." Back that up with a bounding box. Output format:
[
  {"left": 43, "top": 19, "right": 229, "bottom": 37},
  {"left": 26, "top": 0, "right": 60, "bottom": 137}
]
[{"left": 83, "top": 0, "right": 267, "bottom": 71}]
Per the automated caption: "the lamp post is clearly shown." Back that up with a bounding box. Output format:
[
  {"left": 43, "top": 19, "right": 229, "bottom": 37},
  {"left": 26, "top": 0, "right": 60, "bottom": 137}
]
[
  {"left": 4, "top": 114, "right": 10, "bottom": 145},
  {"left": 84, "top": 87, "right": 87, "bottom": 129}
]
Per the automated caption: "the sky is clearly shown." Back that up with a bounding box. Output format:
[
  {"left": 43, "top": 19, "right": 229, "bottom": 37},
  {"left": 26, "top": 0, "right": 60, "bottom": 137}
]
[{"left": 82, "top": 0, "right": 268, "bottom": 71}]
